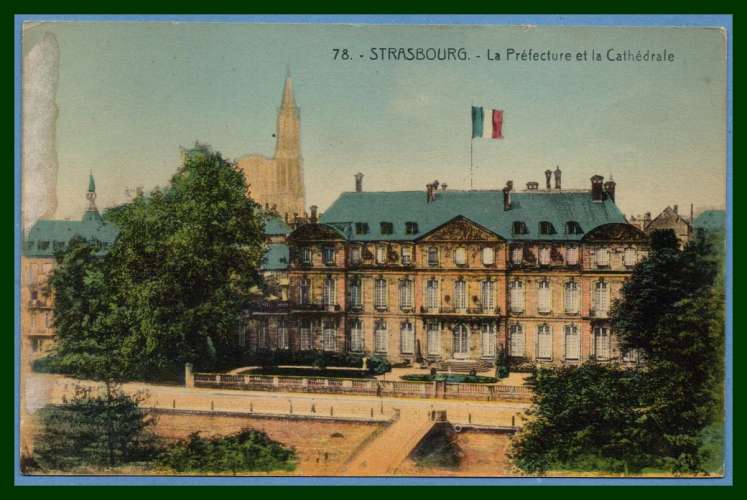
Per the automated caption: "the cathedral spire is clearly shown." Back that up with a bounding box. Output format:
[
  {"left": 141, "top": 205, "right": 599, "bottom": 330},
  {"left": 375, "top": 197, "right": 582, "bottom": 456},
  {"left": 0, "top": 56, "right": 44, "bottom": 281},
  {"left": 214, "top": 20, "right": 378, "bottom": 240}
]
[
  {"left": 280, "top": 68, "right": 296, "bottom": 110},
  {"left": 275, "top": 70, "right": 300, "bottom": 159}
]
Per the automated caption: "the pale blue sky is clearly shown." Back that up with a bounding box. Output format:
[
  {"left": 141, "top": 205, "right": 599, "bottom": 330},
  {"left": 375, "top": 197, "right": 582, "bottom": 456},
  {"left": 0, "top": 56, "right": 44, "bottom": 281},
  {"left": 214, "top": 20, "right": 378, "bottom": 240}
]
[{"left": 23, "top": 22, "right": 726, "bottom": 220}]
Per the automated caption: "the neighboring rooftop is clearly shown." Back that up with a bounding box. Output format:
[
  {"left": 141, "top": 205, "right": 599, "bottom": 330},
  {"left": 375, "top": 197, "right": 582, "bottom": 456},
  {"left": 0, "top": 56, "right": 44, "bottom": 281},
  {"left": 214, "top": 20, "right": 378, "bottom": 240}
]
[
  {"left": 263, "top": 213, "right": 292, "bottom": 236},
  {"left": 319, "top": 189, "right": 626, "bottom": 242},
  {"left": 260, "top": 243, "right": 289, "bottom": 271}
]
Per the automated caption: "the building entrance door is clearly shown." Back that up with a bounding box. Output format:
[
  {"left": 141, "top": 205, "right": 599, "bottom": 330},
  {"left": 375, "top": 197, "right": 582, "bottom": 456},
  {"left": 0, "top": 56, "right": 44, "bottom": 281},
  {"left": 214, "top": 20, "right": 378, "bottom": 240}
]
[{"left": 453, "top": 324, "right": 469, "bottom": 359}]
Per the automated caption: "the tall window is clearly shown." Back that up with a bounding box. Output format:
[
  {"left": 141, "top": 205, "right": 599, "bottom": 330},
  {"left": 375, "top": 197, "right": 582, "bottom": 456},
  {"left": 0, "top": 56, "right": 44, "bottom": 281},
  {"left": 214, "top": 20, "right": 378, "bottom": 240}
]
[
  {"left": 350, "top": 246, "right": 362, "bottom": 264},
  {"left": 426, "top": 278, "right": 439, "bottom": 310},
  {"left": 376, "top": 246, "right": 387, "bottom": 264},
  {"left": 350, "top": 319, "right": 363, "bottom": 352},
  {"left": 511, "top": 246, "right": 523, "bottom": 265},
  {"left": 595, "top": 247, "right": 610, "bottom": 267},
  {"left": 374, "top": 278, "right": 388, "bottom": 310},
  {"left": 509, "top": 280, "right": 524, "bottom": 313},
  {"left": 277, "top": 319, "right": 289, "bottom": 349},
  {"left": 454, "top": 247, "right": 467, "bottom": 266},
  {"left": 564, "top": 281, "right": 580, "bottom": 314},
  {"left": 374, "top": 321, "right": 388, "bottom": 353},
  {"left": 539, "top": 246, "right": 551, "bottom": 265},
  {"left": 399, "top": 278, "right": 414, "bottom": 310},
  {"left": 592, "top": 280, "right": 609, "bottom": 316},
  {"left": 481, "top": 323, "right": 497, "bottom": 358},
  {"left": 322, "top": 246, "right": 335, "bottom": 265},
  {"left": 480, "top": 280, "right": 495, "bottom": 312},
  {"left": 454, "top": 279, "right": 467, "bottom": 311},
  {"left": 623, "top": 247, "right": 636, "bottom": 267},
  {"left": 594, "top": 326, "right": 611, "bottom": 360},
  {"left": 299, "top": 320, "right": 312, "bottom": 350},
  {"left": 323, "top": 277, "right": 336, "bottom": 306},
  {"left": 237, "top": 322, "right": 246, "bottom": 347},
  {"left": 509, "top": 324, "right": 524, "bottom": 357},
  {"left": 482, "top": 247, "right": 495, "bottom": 266},
  {"left": 400, "top": 321, "right": 415, "bottom": 354},
  {"left": 564, "top": 324, "right": 580, "bottom": 360},
  {"left": 257, "top": 320, "right": 268, "bottom": 349},
  {"left": 401, "top": 246, "right": 412, "bottom": 265},
  {"left": 427, "top": 321, "right": 440, "bottom": 356},
  {"left": 349, "top": 277, "right": 362, "bottom": 309},
  {"left": 301, "top": 247, "right": 312, "bottom": 265},
  {"left": 299, "top": 278, "right": 310, "bottom": 304},
  {"left": 427, "top": 247, "right": 439, "bottom": 267},
  {"left": 566, "top": 245, "right": 579, "bottom": 265},
  {"left": 322, "top": 320, "right": 336, "bottom": 351},
  {"left": 537, "top": 324, "right": 552, "bottom": 360},
  {"left": 538, "top": 279, "right": 551, "bottom": 313}
]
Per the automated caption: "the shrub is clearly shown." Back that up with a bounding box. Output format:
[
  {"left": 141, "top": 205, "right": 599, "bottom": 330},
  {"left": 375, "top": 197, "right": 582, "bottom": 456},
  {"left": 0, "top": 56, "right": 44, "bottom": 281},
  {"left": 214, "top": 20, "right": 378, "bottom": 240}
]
[
  {"left": 367, "top": 356, "right": 392, "bottom": 375},
  {"left": 158, "top": 429, "right": 296, "bottom": 473}
]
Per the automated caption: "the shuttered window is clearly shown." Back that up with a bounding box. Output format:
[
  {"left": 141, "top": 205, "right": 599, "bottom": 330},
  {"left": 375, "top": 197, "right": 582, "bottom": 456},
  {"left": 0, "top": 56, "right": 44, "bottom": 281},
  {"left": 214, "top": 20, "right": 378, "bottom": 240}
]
[
  {"left": 537, "top": 324, "right": 552, "bottom": 360},
  {"left": 400, "top": 321, "right": 415, "bottom": 354},
  {"left": 509, "top": 280, "right": 524, "bottom": 313},
  {"left": 509, "top": 324, "right": 525, "bottom": 357},
  {"left": 564, "top": 324, "right": 580, "bottom": 360}
]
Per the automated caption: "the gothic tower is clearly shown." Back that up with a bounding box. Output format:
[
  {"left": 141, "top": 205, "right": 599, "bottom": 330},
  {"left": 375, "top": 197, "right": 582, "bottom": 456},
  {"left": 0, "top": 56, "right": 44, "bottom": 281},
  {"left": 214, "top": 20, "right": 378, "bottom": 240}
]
[{"left": 237, "top": 71, "right": 306, "bottom": 221}]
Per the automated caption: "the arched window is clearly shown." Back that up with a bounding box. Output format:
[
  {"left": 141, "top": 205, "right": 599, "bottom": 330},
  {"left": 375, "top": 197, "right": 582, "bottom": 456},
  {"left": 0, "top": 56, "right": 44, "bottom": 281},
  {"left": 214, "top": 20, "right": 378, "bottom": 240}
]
[
  {"left": 539, "top": 221, "right": 556, "bottom": 235},
  {"left": 454, "top": 247, "right": 467, "bottom": 265},
  {"left": 322, "top": 320, "right": 337, "bottom": 351},
  {"left": 400, "top": 321, "right": 415, "bottom": 354},
  {"left": 565, "top": 221, "right": 584, "bottom": 235},
  {"left": 509, "top": 324, "right": 524, "bottom": 357},
  {"left": 425, "top": 278, "right": 439, "bottom": 310},
  {"left": 323, "top": 277, "right": 336, "bottom": 306},
  {"left": 509, "top": 280, "right": 524, "bottom": 313},
  {"left": 512, "top": 221, "right": 528, "bottom": 235},
  {"left": 566, "top": 245, "right": 579, "bottom": 265},
  {"left": 399, "top": 278, "right": 414, "bottom": 310},
  {"left": 374, "top": 320, "right": 388, "bottom": 353},
  {"left": 592, "top": 280, "right": 609, "bottom": 316},
  {"left": 537, "top": 324, "right": 552, "bottom": 360},
  {"left": 538, "top": 279, "right": 551, "bottom": 313},
  {"left": 480, "top": 280, "right": 495, "bottom": 313},
  {"left": 350, "top": 319, "right": 363, "bottom": 352},
  {"left": 564, "top": 324, "right": 580, "bottom": 360},
  {"left": 374, "top": 278, "right": 388, "bottom": 310},
  {"left": 454, "top": 279, "right": 467, "bottom": 311},
  {"left": 564, "top": 281, "right": 580, "bottom": 314},
  {"left": 482, "top": 247, "right": 495, "bottom": 265}
]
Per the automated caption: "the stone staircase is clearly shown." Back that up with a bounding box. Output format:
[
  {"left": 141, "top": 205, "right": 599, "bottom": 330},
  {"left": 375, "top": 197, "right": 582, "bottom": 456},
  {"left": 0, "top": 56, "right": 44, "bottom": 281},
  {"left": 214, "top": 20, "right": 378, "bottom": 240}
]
[{"left": 437, "top": 359, "right": 494, "bottom": 373}]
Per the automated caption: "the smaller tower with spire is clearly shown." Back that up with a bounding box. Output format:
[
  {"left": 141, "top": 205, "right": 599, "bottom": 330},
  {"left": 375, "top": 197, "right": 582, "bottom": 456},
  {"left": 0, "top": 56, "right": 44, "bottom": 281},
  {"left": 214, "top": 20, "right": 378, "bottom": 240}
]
[{"left": 83, "top": 172, "right": 103, "bottom": 223}]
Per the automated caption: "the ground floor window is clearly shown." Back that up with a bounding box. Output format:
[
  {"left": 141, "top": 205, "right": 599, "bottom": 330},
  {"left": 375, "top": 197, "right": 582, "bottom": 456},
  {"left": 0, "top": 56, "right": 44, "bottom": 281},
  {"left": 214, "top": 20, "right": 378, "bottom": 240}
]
[
  {"left": 509, "top": 324, "right": 524, "bottom": 357},
  {"left": 237, "top": 323, "right": 246, "bottom": 347},
  {"left": 374, "top": 321, "right": 388, "bottom": 353},
  {"left": 594, "top": 326, "right": 611, "bottom": 360},
  {"left": 257, "top": 320, "right": 268, "bottom": 349},
  {"left": 537, "top": 324, "right": 552, "bottom": 360},
  {"left": 322, "top": 320, "right": 336, "bottom": 351},
  {"left": 299, "top": 320, "right": 312, "bottom": 350},
  {"left": 481, "top": 323, "right": 496, "bottom": 358},
  {"left": 350, "top": 319, "right": 363, "bottom": 352},
  {"left": 622, "top": 348, "right": 639, "bottom": 363},
  {"left": 277, "top": 319, "right": 289, "bottom": 350},
  {"left": 564, "top": 324, "right": 580, "bottom": 360},
  {"left": 400, "top": 321, "right": 415, "bottom": 354},
  {"left": 427, "top": 322, "right": 440, "bottom": 356}
]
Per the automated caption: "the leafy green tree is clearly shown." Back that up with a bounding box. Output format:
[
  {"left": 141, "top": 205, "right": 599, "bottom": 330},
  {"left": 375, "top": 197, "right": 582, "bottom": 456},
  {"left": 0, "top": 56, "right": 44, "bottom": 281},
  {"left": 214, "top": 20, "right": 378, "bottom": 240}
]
[
  {"left": 157, "top": 429, "right": 296, "bottom": 474},
  {"left": 611, "top": 229, "right": 723, "bottom": 472},
  {"left": 33, "top": 386, "right": 158, "bottom": 470}
]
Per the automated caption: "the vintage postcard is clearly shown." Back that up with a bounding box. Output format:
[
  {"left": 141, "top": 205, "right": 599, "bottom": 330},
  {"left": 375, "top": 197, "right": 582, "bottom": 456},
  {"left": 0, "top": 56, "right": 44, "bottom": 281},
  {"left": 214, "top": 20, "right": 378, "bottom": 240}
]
[{"left": 15, "top": 16, "right": 731, "bottom": 485}]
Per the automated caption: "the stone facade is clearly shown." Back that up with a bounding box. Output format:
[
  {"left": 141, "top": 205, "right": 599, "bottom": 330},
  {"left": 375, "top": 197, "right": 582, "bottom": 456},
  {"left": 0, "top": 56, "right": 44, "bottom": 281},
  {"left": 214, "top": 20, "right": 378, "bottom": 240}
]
[{"left": 237, "top": 73, "right": 306, "bottom": 221}]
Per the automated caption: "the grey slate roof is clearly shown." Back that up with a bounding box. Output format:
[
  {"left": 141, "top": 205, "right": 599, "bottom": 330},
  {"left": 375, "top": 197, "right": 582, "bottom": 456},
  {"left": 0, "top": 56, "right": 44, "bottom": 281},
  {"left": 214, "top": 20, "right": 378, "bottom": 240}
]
[
  {"left": 320, "top": 190, "right": 627, "bottom": 242},
  {"left": 263, "top": 214, "right": 292, "bottom": 236},
  {"left": 24, "top": 210, "right": 119, "bottom": 258},
  {"left": 260, "top": 243, "right": 289, "bottom": 271}
]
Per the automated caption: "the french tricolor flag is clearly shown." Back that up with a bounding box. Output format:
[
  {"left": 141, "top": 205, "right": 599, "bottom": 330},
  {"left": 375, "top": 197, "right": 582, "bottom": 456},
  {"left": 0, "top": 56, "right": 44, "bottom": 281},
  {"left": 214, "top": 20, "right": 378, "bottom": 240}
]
[{"left": 471, "top": 106, "right": 503, "bottom": 139}]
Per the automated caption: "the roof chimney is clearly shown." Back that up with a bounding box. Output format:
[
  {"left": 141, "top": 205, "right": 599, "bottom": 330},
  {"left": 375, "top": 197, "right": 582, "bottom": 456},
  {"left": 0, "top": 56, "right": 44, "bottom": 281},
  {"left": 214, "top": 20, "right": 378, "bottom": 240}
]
[
  {"left": 441, "top": 183, "right": 448, "bottom": 191},
  {"left": 503, "top": 180, "right": 513, "bottom": 210},
  {"left": 526, "top": 181, "right": 539, "bottom": 191},
  {"left": 603, "top": 179, "right": 616, "bottom": 203},
  {"left": 355, "top": 172, "right": 364, "bottom": 192},
  {"left": 554, "top": 165, "right": 562, "bottom": 190},
  {"left": 310, "top": 205, "right": 318, "bottom": 223},
  {"left": 673, "top": 204, "right": 678, "bottom": 215},
  {"left": 591, "top": 175, "right": 604, "bottom": 202},
  {"left": 544, "top": 170, "right": 552, "bottom": 190}
]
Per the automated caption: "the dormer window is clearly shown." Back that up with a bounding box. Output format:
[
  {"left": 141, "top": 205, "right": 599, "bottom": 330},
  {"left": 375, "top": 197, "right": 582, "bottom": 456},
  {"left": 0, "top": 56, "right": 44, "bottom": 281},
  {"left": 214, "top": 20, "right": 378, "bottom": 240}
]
[
  {"left": 512, "top": 221, "right": 528, "bottom": 235},
  {"left": 380, "top": 222, "right": 394, "bottom": 235},
  {"left": 405, "top": 221, "right": 419, "bottom": 235},
  {"left": 539, "top": 221, "right": 556, "bottom": 235},
  {"left": 355, "top": 222, "right": 369, "bottom": 235},
  {"left": 566, "top": 221, "right": 584, "bottom": 235}
]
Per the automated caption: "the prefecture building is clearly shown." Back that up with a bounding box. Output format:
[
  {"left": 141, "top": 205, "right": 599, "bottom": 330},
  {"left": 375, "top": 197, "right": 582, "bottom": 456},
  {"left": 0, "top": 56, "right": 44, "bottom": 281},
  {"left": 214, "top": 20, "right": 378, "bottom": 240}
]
[{"left": 244, "top": 170, "right": 649, "bottom": 370}]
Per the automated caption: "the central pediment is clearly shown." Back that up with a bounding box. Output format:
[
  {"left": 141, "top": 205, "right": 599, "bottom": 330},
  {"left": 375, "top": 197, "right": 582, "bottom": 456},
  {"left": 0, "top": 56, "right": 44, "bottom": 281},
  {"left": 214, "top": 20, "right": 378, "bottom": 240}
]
[{"left": 417, "top": 216, "right": 504, "bottom": 242}]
